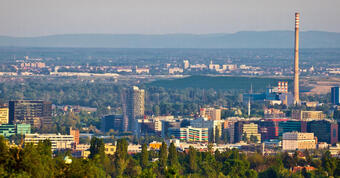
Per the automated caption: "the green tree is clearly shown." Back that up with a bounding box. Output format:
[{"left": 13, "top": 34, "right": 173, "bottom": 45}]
[
  {"left": 158, "top": 142, "right": 168, "bottom": 173},
  {"left": 114, "top": 138, "right": 129, "bottom": 177},
  {"left": 140, "top": 143, "right": 149, "bottom": 169},
  {"left": 188, "top": 146, "right": 197, "bottom": 173},
  {"left": 89, "top": 137, "right": 105, "bottom": 159},
  {"left": 168, "top": 142, "right": 179, "bottom": 171},
  {"left": 322, "top": 151, "right": 337, "bottom": 176}
]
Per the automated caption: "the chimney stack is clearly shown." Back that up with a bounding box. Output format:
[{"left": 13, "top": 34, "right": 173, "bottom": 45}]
[{"left": 294, "top": 12, "right": 300, "bottom": 104}]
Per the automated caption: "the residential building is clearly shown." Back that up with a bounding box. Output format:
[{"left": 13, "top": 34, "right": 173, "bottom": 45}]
[
  {"left": 264, "top": 108, "right": 286, "bottom": 119},
  {"left": 105, "top": 144, "right": 116, "bottom": 155},
  {"left": 125, "top": 86, "right": 144, "bottom": 134},
  {"left": 292, "top": 110, "right": 326, "bottom": 121},
  {"left": 233, "top": 122, "right": 261, "bottom": 143},
  {"left": 16, "top": 124, "right": 31, "bottom": 135},
  {"left": 282, "top": 132, "right": 316, "bottom": 151},
  {"left": 0, "top": 108, "right": 9, "bottom": 124},
  {"left": 200, "top": 107, "right": 221, "bottom": 120},
  {"left": 0, "top": 124, "right": 15, "bottom": 137},
  {"left": 190, "top": 117, "right": 223, "bottom": 142},
  {"left": 168, "top": 126, "right": 209, "bottom": 142},
  {"left": 9, "top": 100, "right": 52, "bottom": 128},
  {"left": 24, "top": 133, "right": 74, "bottom": 151}
]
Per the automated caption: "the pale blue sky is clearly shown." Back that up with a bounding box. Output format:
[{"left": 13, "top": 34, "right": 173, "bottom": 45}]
[{"left": 1, "top": 0, "right": 339, "bottom": 37}]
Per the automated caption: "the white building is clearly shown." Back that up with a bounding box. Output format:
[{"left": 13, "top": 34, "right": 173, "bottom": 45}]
[
  {"left": 25, "top": 133, "right": 74, "bottom": 151},
  {"left": 190, "top": 117, "right": 223, "bottom": 141},
  {"left": 282, "top": 132, "right": 316, "bottom": 151}
]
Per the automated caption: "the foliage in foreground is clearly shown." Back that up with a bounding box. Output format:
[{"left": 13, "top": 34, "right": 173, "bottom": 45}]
[{"left": 2, "top": 136, "right": 340, "bottom": 178}]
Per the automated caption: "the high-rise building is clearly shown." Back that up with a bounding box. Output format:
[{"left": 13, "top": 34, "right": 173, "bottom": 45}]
[
  {"left": 9, "top": 100, "right": 52, "bottom": 128},
  {"left": 282, "top": 132, "right": 316, "bottom": 151},
  {"left": 331, "top": 87, "right": 340, "bottom": 105},
  {"left": 125, "top": 86, "right": 145, "bottom": 134},
  {"left": 0, "top": 108, "right": 9, "bottom": 124}
]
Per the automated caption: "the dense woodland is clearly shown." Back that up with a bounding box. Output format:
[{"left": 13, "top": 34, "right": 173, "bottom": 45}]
[{"left": 1, "top": 136, "right": 340, "bottom": 178}]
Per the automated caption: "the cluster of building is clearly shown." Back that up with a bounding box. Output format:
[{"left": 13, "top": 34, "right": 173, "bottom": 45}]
[{"left": 0, "top": 100, "right": 53, "bottom": 139}]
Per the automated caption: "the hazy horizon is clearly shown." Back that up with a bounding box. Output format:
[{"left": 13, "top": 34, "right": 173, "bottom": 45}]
[{"left": 1, "top": 0, "right": 339, "bottom": 37}]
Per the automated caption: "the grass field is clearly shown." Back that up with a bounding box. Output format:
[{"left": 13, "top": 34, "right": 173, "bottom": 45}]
[{"left": 147, "top": 75, "right": 293, "bottom": 92}]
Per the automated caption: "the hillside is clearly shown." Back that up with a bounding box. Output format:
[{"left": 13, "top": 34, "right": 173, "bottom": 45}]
[{"left": 1, "top": 31, "right": 340, "bottom": 48}]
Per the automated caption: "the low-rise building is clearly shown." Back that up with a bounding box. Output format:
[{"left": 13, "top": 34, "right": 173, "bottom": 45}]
[
  {"left": 282, "top": 132, "right": 316, "bottom": 151},
  {"left": 0, "top": 124, "right": 15, "bottom": 137},
  {"left": 292, "top": 110, "right": 326, "bottom": 120},
  {"left": 16, "top": 124, "right": 31, "bottom": 135},
  {"left": 105, "top": 144, "right": 116, "bottom": 155},
  {"left": 24, "top": 133, "right": 74, "bottom": 151},
  {"left": 200, "top": 107, "right": 221, "bottom": 120},
  {"left": 168, "top": 126, "right": 208, "bottom": 143}
]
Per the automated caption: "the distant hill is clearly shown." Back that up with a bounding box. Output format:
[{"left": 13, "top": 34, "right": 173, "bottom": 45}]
[
  {"left": 0, "top": 31, "right": 340, "bottom": 48},
  {"left": 146, "top": 75, "right": 293, "bottom": 92}
]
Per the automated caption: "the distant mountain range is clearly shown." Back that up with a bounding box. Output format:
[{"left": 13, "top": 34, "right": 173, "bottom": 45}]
[{"left": 0, "top": 31, "right": 340, "bottom": 48}]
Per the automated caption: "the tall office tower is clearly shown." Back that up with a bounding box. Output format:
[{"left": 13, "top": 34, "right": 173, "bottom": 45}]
[
  {"left": 331, "top": 87, "right": 340, "bottom": 105},
  {"left": 9, "top": 100, "right": 52, "bottom": 128},
  {"left": 125, "top": 86, "right": 145, "bottom": 135},
  {"left": 294, "top": 12, "right": 300, "bottom": 104}
]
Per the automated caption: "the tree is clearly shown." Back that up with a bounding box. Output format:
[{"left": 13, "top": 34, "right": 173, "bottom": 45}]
[
  {"left": 114, "top": 138, "right": 129, "bottom": 177},
  {"left": 141, "top": 143, "right": 149, "bottom": 169},
  {"left": 188, "top": 146, "right": 197, "bottom": 173},
  {"left": 322, "top": 151, "right": 337, "bottom": 176},
  {"left": 158, "top": 142, "right": 168, "bottom": 173},
  {"left": 215, "top": 126, "right": 220, "bottom": 143},
  {"left": 89, "top": 137, "right": 105, "bottom": 159},
  {"left": 168, "top": 142, "right": 179, "bottom": 170}
]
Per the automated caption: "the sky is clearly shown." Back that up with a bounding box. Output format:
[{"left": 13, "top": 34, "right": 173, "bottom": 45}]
[{"left": 0, "top": 0, "right": 339, "bottom": 37}]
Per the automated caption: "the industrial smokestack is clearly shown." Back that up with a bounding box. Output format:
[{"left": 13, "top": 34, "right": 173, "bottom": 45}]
[{"left": 294, "top": 12, "right": 300, "bottom": 104}]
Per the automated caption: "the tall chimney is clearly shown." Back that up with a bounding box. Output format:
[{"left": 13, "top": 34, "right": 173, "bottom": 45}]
[{"left": 294, "top": 12, "right": 300, "bottom": 104}]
